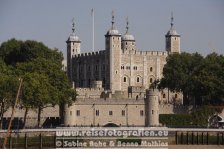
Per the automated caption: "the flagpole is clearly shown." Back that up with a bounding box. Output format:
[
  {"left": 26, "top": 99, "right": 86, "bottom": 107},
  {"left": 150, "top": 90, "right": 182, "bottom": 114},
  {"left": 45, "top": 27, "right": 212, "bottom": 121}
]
[{"left": 92, "top": 9, "right": 95, "bottom": 52}]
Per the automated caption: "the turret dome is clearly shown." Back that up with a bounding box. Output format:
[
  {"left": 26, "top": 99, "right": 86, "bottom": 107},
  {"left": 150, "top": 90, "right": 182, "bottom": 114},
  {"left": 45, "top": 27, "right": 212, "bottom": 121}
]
[
  {"left": 166, "top": 28, "right": 179, "bottom": 36},
  {"left": 67, "top": 33, "right": 80, "bottom": 42},
  {"left": 122, "top": 17, "right": 135, "bottom": 41},
  {"left": 106, "top": 29, "right": 120, "bottom": 36},
  {"left": 122, "top": 33, "right": 135, "bottom": 41}
]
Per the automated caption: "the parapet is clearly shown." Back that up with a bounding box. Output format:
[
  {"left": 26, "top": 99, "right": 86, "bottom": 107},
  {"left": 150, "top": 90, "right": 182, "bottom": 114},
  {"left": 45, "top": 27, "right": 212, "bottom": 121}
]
[
  {"left": 123, "top": 50, "right": 168, "bottom": 56},
  {"left": 73, "top": 50, "right": 105, "bottom": 58},
  {"left": 76, "top": 87, "right": 104, "bottom": 98},
  {"left": 128, "top": 86, "right": 145, "bottom": 93}
]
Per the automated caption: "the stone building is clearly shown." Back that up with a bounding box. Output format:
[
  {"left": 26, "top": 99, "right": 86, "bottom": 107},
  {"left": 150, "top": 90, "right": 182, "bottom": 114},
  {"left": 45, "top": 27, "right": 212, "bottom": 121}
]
[{"left": 64, "top": 13, "right": 183, "bottom": 127}]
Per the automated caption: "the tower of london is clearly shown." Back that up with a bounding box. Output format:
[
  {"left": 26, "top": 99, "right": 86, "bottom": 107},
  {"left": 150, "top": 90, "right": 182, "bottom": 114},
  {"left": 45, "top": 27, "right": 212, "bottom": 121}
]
[{"left": 64, "top": 13, "right": 183, "bottom": 127}]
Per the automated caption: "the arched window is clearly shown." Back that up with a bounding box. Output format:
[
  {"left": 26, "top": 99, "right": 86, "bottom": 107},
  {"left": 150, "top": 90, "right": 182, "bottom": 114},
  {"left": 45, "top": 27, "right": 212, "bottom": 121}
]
[
  {"left": 150, "top": 78, "right": 153, "bottom": 83},
  {"left": 124, "top": 77, "right": 126, "bottom": 82},
  {"left": 175, "top": 94, "right": 178, "bottom": 98},
  {"left": 150, "top": 67, "right": 153, "bottom": 72},
  {"left": 137, "top": 77, "right": 140, "bottom": 82},
  {"left": 163, "top": 94, "right": 166, "bottom": 98}
]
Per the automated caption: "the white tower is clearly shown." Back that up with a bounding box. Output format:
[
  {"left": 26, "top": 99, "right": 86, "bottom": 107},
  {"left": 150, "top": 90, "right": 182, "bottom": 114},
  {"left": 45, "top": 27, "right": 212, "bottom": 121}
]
[
  {"left": 66, "top": 19, "right": 81, "bottom": 82},
  {"left": 165, "top": 13, "right": 180, "bottom": 54},
  {"left": 145, "top": 89, "right": 159, "bottom": 126}
]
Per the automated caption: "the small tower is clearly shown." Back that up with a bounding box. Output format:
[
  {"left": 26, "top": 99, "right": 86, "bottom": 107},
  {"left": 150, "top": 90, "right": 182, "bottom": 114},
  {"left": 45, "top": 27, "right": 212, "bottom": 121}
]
[
  {"left": 105, "top": 11, "right": 122, "bottom": 92},
  {"left": 121, "top": 17, "right": 136, "bottom": 52},
  {"left": 145, "top": 89, "right": 159, "bottom": 126},
  {"left": 66, "top": 18, "right": 81, "bottom": 82},
  {"left": 165, "top": 13, "right": 180, "bottom": 54}
]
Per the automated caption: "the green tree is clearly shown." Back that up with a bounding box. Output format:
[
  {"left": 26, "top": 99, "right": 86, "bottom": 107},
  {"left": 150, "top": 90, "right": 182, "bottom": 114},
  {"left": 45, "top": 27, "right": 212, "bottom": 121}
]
[
  {"left": 159, "top": 52, "right": 224, "bottom": 105},
  {"left": 0, "top": 39, "right": 75, "bottom": 128},
  {"left": 159, "top": 52, "right": 204, "bottom": 105},
  {"left": 0, "top": 59, "right": 19, "bottom": 128},
  {"left": 198, "top": 53, "right": 224, "bottom": 104}
]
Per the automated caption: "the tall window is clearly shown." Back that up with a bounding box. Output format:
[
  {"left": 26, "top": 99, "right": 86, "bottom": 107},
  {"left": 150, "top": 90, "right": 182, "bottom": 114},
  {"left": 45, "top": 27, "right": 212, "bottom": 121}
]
[
  {"left": 150, "top": 67, "right": 153, "bottom": 72},
  {"left": 76, "top": 110, "right": 80, "bottom": 116},
  {"left": 150, "top": 78, "right": 153, "bottom": 83},
  {"left": 175, "top": 94, "right": 178, "bottom": 98},
  {"left": 122, "top": 110, "right": 125, "bottom": 116},
  {"left": 70, "top": 111, "right": 72, "bottom": 116},
  {"left": 109, "top": 111, "right": 113, "bottom": 116},
  {"left": 137, "top": 77, "right": 140, "bottom": 82},
  {"left": 96, "top": 110, "right": 99, "bottom": 116},
  {"left": 140, "top": 110, "right": 144, "bottom": 116},
  {"left": 124, "top": 77, "right": 127, "bottom": 82}
]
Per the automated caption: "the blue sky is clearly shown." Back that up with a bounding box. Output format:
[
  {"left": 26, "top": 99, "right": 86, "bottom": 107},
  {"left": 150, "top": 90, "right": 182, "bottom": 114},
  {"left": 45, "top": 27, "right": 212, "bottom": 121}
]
[{"left": 0, "top": 0, "right": 223, "bottom": 58}]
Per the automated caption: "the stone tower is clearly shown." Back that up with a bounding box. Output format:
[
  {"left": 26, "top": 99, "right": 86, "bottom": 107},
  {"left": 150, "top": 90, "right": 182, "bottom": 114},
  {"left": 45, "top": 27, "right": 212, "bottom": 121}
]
[
  {"left": 145, "top": 89, "right": 159, "bottom": 126},
  {"left": 165, "top": 13, "right": 180, "bottom": 54},
  {"left": 121, "top": 17, "right": 136, "bottom": 52},
  {"left": 105, "top": 11, "right": 122, "bottom": 92},
  {"left": 66, "top": 19, "right": 81, "bottom": 82}
]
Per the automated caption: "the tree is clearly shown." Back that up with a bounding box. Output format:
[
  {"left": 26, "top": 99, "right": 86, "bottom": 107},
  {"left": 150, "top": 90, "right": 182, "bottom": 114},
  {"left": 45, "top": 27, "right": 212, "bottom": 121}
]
[
  {"left": 0, "top": 39, "right": 75, "bottom": 128},
  {"left": 159, "top": 52, "right": 224, "bottom": 105},
  {"left": 198, "top": 53, "right": 224, "bottom": 104},
  {"left": 159, "top": 52, "right": 204, "bottom": 105}
]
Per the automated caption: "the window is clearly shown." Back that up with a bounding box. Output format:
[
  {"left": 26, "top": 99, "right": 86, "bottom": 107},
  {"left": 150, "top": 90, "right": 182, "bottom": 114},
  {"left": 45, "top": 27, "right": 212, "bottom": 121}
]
[
  {"left": 133, "top": 66, "right": 137, "bottom": 70},
  {"left": 121, "top": 66, "right": 124, "bottom": 70},
  {"left": 137, "top": 77, "right": 140, "bottom": 82},
  {"left": 73, "top": 49, "right": 74, "bottom": 52},
  {"left": 96, "top": 110, "right": 99, "bottom": 116},
  {"left": 126, "top": 42, "right": 127, "bottom": 45},
  {"left": 150, "top": 78, "right": 153, "bottom": 83},
  {"left": 76, "top": 110, "right": 80, "bottom": 116},
  {"left": 122, "top": 110, "right": 125, "bottom": 116},
  {"left": 152, "top": 110, "right": 154, "bottom": 114},
  {"left": 124, "top": 77, "right": 126, "bottom": 82},
  {"left": 109, "top": 111, "right": 113, "bottom": 116},
  {"left": 150, "top": 67, "right": 153, "bottom": 72},
  {"left": 163, "top": 94, "right": 166, "bottom": 98},
  {"left": 140, "top": 110, "right": 144, "bottom": 116},
  {"left": 126, "top": 66, "right": 130, "bottom": 70},
  {"left": 175, "top": 94, "right": 178, "bottom": 98},
  {"left": 70, "top": 111, "right": 72, "bottom": 116}
]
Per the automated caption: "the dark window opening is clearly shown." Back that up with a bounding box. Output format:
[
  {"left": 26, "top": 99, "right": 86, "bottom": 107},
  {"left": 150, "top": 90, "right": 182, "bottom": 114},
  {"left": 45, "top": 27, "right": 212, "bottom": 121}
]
[
  {"left": 109, "top": 111, "right": 113, "bottom": 116},
  {"left": 76, "top": 110, "right": 80, "bottom": 116},
  {"left": 140, "top": 110, "right": 144, "bottom": 116},
  {"left": 96, "top": 110, "right": 99, "bottom": 116},
  {"left": 122, "top": 110, "right": 125, "bottom": 116},
  {"left": 124, "top": 77, "right": 127, "bottom": 82}
]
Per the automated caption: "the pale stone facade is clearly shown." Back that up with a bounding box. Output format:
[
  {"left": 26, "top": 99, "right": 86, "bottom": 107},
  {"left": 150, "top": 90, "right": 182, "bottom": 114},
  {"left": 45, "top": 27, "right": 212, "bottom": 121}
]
[
  {"left": 64, "top": 14, "right": 182, "bottom": 127},
  {"left": 64, "top": 89, "right": 161, "bottom": 127}
]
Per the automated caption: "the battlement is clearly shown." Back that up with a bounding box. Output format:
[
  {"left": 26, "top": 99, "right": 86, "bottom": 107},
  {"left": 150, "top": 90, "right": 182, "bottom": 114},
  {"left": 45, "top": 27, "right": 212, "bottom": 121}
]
[
  {"left": 76, "top": 87, "right": 104, "bottom": 98},
  {"left": 128, "top": 86, "right": 145, "bottom": 93},
  {"left": 123, "top": 50, "right": 168, "bottom": 56},
  {"left": 73, "top": 50, "right": 105, "bottom": 58}
]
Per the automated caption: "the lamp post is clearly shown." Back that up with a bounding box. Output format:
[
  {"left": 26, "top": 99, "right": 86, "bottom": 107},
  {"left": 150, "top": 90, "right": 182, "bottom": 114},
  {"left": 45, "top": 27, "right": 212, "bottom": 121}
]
[{"left": 2, "top": 78, "right": 23, "bottom": 149}]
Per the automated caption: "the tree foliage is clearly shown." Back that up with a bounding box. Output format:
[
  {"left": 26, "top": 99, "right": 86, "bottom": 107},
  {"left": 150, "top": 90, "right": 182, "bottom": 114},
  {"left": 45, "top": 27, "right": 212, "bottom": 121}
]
[
  {"left": 159, "top": 52, "right": 224, "bottom": 105},
  {"left": 0, "top": 38, "right": 75, "bottom": 128}
]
